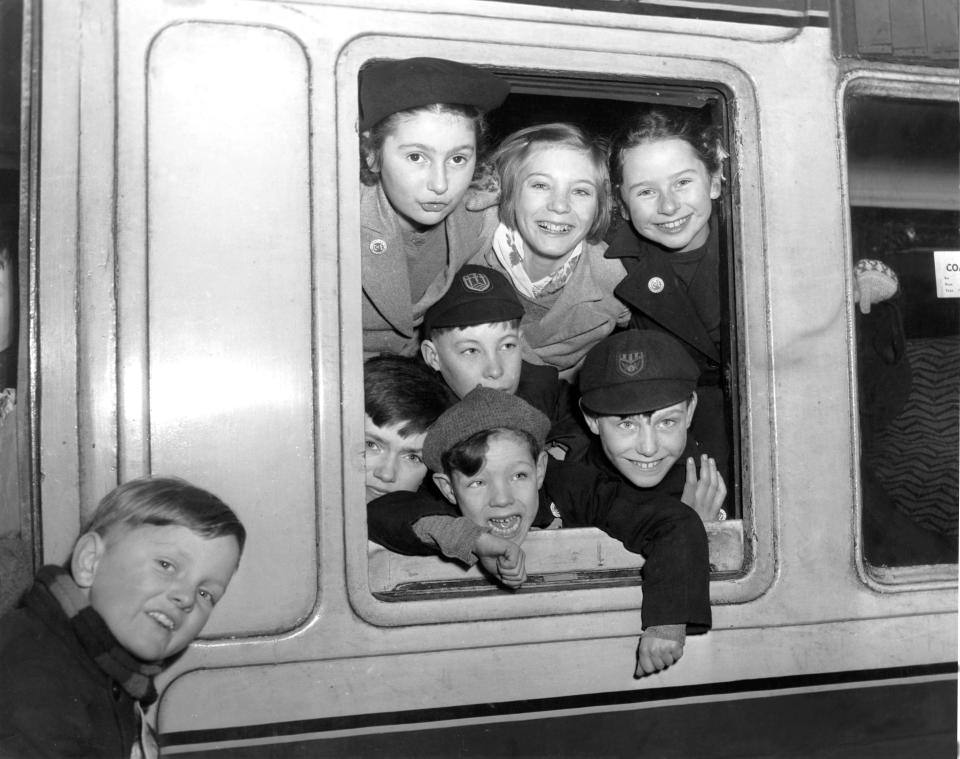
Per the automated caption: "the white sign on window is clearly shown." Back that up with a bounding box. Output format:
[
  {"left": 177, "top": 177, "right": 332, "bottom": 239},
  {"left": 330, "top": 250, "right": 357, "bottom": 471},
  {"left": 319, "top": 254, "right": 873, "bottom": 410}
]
[{"left": 934, "top": 251, "right": 960, "bottom": 298}]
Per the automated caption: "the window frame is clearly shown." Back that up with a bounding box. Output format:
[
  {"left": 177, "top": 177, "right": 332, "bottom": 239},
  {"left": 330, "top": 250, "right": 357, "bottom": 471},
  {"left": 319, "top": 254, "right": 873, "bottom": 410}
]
[
  {"left": 340, "top": 35, "right": 777, "bottom": 627},
  {"left": 840, "top": 71, "right": 960, "bottom": 591}
]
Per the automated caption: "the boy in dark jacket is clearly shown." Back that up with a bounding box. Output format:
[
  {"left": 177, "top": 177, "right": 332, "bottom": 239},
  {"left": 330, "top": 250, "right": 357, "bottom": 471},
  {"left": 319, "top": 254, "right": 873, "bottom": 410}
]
[
  {"left": 0, "top": 477, "right": 246, "bottom": 758},
  {"left": 368, "top": 386, "right": 711, "bottom": 676},
  {"left": 575, "top": 329, "right": 727, "bottom": 522}
]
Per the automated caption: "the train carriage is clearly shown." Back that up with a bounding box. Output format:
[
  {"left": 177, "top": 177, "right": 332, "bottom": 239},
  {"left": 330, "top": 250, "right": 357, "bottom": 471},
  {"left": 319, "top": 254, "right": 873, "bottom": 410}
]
[{"left": 0, "top": 0, "right": 957, "bottom": 755}]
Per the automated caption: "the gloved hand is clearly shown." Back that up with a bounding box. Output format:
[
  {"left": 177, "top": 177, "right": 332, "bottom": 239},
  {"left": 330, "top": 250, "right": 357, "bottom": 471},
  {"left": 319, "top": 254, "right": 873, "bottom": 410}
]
[
  {"left": 854, "top": 259, "right": 898, "bottom": 315},
  {"left": 464, "top": 160, "right": 501, "bottom": 211}
]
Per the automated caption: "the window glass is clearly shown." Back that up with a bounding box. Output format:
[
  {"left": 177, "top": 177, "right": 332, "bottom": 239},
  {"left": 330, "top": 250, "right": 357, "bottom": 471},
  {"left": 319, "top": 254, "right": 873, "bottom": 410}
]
[{"left": 846, "top": 94, "right": 959, "bottom": 568}]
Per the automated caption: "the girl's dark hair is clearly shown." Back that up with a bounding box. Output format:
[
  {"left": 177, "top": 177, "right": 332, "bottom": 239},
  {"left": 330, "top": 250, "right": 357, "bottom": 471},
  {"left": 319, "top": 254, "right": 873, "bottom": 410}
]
[
  {"left": 82, "top": 477, "right": 247, "bottom": 555},
  {"left": 441, "top": 427, "right": 542, "bottom": 479},
  {"left": 359, "top": 103, "right": 489, "bottom": 187},
  {"left": 609, "top": 107, "right": 727, "bottom": 190},
  {"left": 493, "top": 122, "right": 612, "bottom": 245},
  {"left": 364, "top": 354, "right": 454, "bottom": 436}
]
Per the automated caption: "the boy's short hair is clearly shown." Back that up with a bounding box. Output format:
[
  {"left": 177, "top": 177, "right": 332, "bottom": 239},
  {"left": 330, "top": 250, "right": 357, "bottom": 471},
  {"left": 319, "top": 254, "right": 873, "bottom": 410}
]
[
  {"left": 82, "top": 477, "right": 246, "bottom": 554},
  {"left": 442, "top": 427, "right": 542, "bottom": 480},
  {"left": 580, "top": 330, "right": 700, "bottom": 416},
  {"left": 364, "top": 354, "right": 454, "bottom": 436},
  {"left": 423, "top": 386, "right": 550, "bottom": 473},
  {"left": 422, "top": 265, "right": 524, "bottom": 337}
]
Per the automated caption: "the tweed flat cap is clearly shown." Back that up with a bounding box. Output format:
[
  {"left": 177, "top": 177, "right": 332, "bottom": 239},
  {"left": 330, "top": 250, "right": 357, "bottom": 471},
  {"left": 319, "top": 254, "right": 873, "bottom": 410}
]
[
  {"left": 423, "top": 386, "right": 550, "bottom": 473},
  {"left": 359, "top": 57, "right": 509, "bottom": 132},
  {"left": 579, "top": 330, "right": 700, "bottom": 415}
]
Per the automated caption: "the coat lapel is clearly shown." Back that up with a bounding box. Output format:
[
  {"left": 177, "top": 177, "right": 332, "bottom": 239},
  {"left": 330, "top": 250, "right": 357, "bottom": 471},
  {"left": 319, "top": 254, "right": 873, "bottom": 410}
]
[
  {"left": 361, "top": 184, "right": 415, "bottom": 337},
  {"left": 609, "top": 229, "right": 720, "bottom": 362}
]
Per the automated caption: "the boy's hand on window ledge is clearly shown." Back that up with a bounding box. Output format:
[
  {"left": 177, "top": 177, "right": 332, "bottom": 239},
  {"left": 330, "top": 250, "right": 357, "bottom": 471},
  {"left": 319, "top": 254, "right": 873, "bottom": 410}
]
[{"left": 476, "top": 533, "right": 526, "bottom": 589}]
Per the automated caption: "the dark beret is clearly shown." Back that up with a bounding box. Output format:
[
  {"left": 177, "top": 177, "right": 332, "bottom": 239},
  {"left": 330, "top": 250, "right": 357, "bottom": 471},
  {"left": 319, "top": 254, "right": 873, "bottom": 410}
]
[
  {"left": 359, "top": 57, "right": 509, "bottom": 132},
  {"left": 579, "top": 330, "right": 701, "bottom": 416},
  {"left": 423, "top": 387, "right": 551, "bottom": 473},
  {"left": 423, "top": 265, "right": 524, "bottom": 336}
]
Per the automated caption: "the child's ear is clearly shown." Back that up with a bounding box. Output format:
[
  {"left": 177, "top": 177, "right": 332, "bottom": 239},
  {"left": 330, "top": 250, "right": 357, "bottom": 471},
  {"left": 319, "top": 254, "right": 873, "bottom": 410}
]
[
  {"left": 71, "top": 532, "right": 105, "bottom": 590},
  {"left": 579, "top": 399, "right": 601, "bottom": 435},
  {"left": 685, "top": 392, "right": 698, "bottom": 429},
  {"left": 421, "top": 340, "right": 441, "bottom": 371},
  {"left": 535, "top": 450, "right": 548, "bottom": 489},
  {"left": 709, "top": 174, "right": 722, "bottom": 200},
  {"left": 432, "top": 472, "right": 457, "bottom": 505}
]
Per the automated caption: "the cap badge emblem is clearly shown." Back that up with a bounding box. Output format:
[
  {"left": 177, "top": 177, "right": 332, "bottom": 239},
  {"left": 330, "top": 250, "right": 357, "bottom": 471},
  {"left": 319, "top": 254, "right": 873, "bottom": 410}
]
[
  {"left": 618, "top": 351, "right": 645, "bottom": 377},
  {"left": 462, "top": 272, "right": 491, "bottom": 292},
  {"left": 370, "top": 239, "right": 387, "bottom": 255},
  {"left": 648, "top": 276, "right": 665, "bottom": 294}
]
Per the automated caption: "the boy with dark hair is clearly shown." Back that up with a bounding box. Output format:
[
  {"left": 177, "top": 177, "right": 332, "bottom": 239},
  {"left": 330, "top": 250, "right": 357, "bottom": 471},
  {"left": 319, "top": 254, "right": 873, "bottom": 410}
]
[
  {"left": 369, "top": 386, "right": 711, "bottom": 677},
  {"left": 0, "top": 476, "right": 245, "bottom": 758},
  {"left": 364, "top": 354, "right": 454, "bottom": 503}
]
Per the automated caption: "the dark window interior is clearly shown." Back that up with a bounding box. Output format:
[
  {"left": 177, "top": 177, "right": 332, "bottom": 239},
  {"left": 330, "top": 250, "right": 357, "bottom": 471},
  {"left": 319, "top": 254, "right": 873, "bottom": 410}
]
[{"left": 847, "top": 95, "right": 959, "bottom": 567}]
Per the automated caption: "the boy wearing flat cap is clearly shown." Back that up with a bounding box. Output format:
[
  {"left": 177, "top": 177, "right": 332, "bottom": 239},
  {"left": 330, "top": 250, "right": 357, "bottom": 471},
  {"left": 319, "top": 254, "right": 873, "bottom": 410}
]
[
  {"left": 576, "top": 330, "right": 727, "bottom": 523},
  {"left": 368, "top": 386, "right": 711, "bottom": 677}
]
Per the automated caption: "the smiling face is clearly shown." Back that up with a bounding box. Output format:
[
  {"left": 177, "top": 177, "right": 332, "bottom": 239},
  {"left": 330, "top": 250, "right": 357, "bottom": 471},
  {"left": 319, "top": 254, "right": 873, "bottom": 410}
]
[
  {"left": 618, "top": 137, "right": 721, "bottom": 253},
  {"left": 421, "top": 321, "right": 523, "bottom": 398},
  {"left": 585, "top": 397, "right": 697, "bottom": 488},
  {"left": 512, "top": 146, "right": 600, "bottom": 276},
  {"left": 76, "top": 524, "right": 240, "bottom": 662},
  {"left": 364, "top": 415, "right": 429, "bottom": 502},
  {"left": 435, "top": 431, "right": 547, "bottom": 544},
  {"left": 370, "top": 109, "right": 477, "bottom": 233}
]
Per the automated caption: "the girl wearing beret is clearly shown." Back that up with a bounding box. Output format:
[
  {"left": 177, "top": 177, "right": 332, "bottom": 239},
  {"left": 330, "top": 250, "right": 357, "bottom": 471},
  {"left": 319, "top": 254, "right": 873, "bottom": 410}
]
[
  {"left": 470, "top": 123, "right": 630, "bottom": 380},
  {"left": 359, "top": 57, "right": 509, "bottom": 357}
]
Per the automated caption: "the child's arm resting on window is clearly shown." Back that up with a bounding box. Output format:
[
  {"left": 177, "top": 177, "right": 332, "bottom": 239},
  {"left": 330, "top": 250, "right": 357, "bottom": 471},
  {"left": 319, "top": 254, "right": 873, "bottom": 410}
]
[
  {"left": 543, "top": 458, "right": 711, "bottom": 670},
  {"left": 367, "top": 492, "right": 527, "bottom": 588}
]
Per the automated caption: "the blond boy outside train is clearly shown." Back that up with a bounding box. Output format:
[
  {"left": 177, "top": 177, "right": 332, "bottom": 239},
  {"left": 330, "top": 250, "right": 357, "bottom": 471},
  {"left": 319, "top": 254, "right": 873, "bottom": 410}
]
[{"left": 0, "top": 477, "right": 246, "bottom": 758}]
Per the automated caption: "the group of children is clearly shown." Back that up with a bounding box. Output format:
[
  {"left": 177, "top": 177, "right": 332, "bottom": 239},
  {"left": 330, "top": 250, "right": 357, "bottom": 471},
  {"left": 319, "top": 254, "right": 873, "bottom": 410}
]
[
  {"left": 0, "top": 53, "right": 902, "bottom": 756},
  {"left": 357, "top": 55, "right": 903, "bottom": 677},
  {"left": 356, "top": 55, "right": 737, "bottom": 680}
]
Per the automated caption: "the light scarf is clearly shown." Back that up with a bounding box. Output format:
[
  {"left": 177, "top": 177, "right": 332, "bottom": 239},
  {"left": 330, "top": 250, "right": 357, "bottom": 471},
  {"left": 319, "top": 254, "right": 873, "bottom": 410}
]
[{"left": 492, "top": 223, "right": 583, "bottom": 300}]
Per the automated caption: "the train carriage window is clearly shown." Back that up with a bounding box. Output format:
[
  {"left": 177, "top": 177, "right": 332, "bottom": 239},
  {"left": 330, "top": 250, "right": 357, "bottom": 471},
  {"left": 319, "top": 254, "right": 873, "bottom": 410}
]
[
  {"left": 845, "top": 90, "right": 959, "bottom": 572},
  {"left": 361, "top": 67, "right": 749, "bottom": 601}
]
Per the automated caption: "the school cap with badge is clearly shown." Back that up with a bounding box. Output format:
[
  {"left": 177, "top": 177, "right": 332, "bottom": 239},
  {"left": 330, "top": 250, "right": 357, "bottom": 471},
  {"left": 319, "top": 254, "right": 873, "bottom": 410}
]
[
  {"left": 359, "top": 57, "right": 510, "bottom": 132},
  {"left": 579, "top": 330, "right": 701, "bottom": 415},
  {"left": 423, "top": 386, "right": 551, "bottom": 473},
  {"left": 422, "top": 264, "right": 524, "bottom": 335}
]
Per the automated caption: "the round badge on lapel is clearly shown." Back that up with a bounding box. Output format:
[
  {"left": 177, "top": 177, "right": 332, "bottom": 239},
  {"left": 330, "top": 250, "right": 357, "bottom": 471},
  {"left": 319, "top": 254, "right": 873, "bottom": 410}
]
[
  {"left": 648, "top": 276, "right": 665, "bottom": 294},
  {"left": 370, "top": 239, "right": 387, "bottom": 255}
]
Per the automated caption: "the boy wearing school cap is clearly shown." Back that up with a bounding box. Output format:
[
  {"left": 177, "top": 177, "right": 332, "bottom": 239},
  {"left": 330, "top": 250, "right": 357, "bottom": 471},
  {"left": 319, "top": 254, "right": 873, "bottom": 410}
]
[
  {"left": 576, "top": 330, "right": 727, "bottom": 523},
  {"left": 368, "top": 386, "right": 711, "bottom": 677},
  {"left": 420, "top": 264, "right": 584, "bottom": 448}
]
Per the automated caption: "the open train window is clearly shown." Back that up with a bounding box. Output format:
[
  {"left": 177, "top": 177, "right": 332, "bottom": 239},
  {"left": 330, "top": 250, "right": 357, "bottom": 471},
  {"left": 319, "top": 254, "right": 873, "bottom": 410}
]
[
  {"left": 346, "top": 44, "right": 770, "bottom": 624},
  {"left": 844, "top": 83, "right": 959, "bottom": 580}
]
